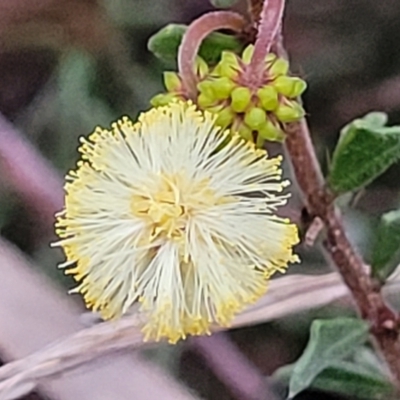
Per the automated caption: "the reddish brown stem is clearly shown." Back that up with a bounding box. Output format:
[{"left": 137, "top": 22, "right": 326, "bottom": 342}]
[
  {"left": 246, "top": 0, "right": 400, "bottom": 384},
  {"left": 285, "top": 119, "right": 400, "bottom": 384},
  {"left": 245, "top": 0, "right": 285, "bottom": 83},
  {"left": 178, "top": 11, "right": 246, "bottom": 99}
]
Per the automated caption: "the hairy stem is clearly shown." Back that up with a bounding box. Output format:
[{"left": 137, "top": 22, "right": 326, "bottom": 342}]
[
  {"left": 178, "top": 11, "right": 246, "bottom": 99},
  {"left": 249, "top": 0, "right": 400, "bottom": 384},
  {"left": 245, "top": 0, "right": 285, "bottom": 83},
  {"left": 285, "top": 119, "right": 400, "bottom": 384}
]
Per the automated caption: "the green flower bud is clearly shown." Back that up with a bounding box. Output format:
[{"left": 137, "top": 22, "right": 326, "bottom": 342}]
[
  {"left": 242, "top": 44, "right": 254, "bottom": 64},
  {"left": 207, "top": 104, "right": 224, "bottom": 114},
  {"left": 257, "top": 86, "right": 279, "bottom": 111},
  {"left": 215, "top": 107, "right": 235, "bottom": 128},
  {"left": 150, "top": 93, "right": 177, "bottom": 107},
  {"left": 214, "top": 51, "right": 240, "bottom": 79},
  {"left": 195, "top": 56, "right": 209, "bottom": 79},
  {"left": 269, "top": 58, "right": 289, "bottom": 77},
  {"left": 238, "top": 124, "right": 253, "bottom": 141},
  {"left": 230, "top": 87, "right": 252, "bottom": 113},
  {"left": 258, "top": 120, "right": 285, "bottom": 142},
  {"left": 244, "top": 107, "right": 266, "bottom": 130},
  {"left": 211, "top": 77, "right": 236, "bottom": 100},
  {"left": 275, "top": 102, "right": 305, "bottom": 123},
  {"left": 265, "top": 53, "right": 277, "bottom": 64},
  {"left": 197, "top": 80, "right": 215, "bottom": 99},
  {"left": 198, "top": 93, "right": 216, "bottom": 108},
  {"left": 163, "top": 71, "right": 181, "bottom": 92},
  {"left": 273, "top": 76, "right": 307, "bottom": 98}
]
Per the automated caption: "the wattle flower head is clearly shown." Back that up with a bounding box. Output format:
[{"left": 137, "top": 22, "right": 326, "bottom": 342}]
[{"left": 54, "top": 101, "right": 299, "bottom": 343}]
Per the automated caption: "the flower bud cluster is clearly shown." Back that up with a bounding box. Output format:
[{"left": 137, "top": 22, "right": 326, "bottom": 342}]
[{"left": 151, "top": 45, "right": 306, "bottom": 145}]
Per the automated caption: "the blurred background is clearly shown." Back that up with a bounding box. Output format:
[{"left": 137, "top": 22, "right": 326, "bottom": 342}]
[{"left": 1, "top": 0, "right": 400, "bottom": 399}]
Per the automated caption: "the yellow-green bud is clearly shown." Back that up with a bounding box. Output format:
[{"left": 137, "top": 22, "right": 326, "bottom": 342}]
[
  {"left": 269, "top": 58, "right": 289, "bottom": 77},
  {"left": 273, "top": 76, "right": 307, "bottom": 98},
  {"left": 275, "top": 102, "right": 305, "bottom": 123},
  {"left": 198, "top": 93, "right": 216, "bottom": 108},
  {"left": 230, "top": 87, "right": 252, "bottom": 113},
  {"left": 244, "top": 107, "right": 266, "bottom": 130},
  {"left": 215, "top": 107, "right": 235, "bottom": 128},
  {"left": 265, "top": 53, "right": 277, "bottom": 64},
  {"left": 195, "top": 56, "right": 209, "bottom": 79},
  {"left": 214, "top": 51, "right": 240, "bottom": 79},
  {"left": 163, "top": 71, "right": 181, "bottom": 92},
  {"left": 197, "top": 80, "right": 215, "bottom": 99},
  {"left": 207, "top": 104, "right": 224, "bottom": 114},
  {"left": 238, "top": 124, "right": 253, "bottom": 141},
  {"left": 258, "top": 120, "right": 285, "bottom": 142},
  {"left": 242, "top": 44, "right": 254, "bottom": 64},
  {"left": 211, "top": 77, "right": 236, "bottom": 100},
  {"left": 257, "top": 86, "right": 279, "bottom": 111},
  {"left": 150, "top": 93, "right": 176, "bottom": 107}
]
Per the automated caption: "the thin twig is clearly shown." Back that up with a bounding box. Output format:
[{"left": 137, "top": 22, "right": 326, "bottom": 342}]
[
  {"left": 0, "top": 271, "right": 357, "bottom": 400},
  {"left": 262, "top": 28, "right": 400, "bottom": 386},
  {"left": 245, "top": 0, "right": 400, "bottom": 383},
  {"left": 246, "top": 0, "right": 285, "bottom": 83},
  {"left": 284, "top": 83, "right": 400, "bottom": 385},
  {"left": 178, "top": 11, "right": 246, "bottom": 99},
  {"left": 0, "top": 314, "right": 147, "bottom": 400}
]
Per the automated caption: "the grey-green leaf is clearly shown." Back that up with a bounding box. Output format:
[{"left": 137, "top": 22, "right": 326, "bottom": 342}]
[
  {"left": 275, "top": 360, "right": 393, "bottom": 400},
  {"left": 310, "top": 362, "right": 394, "bottom": 400},
  {"left": 209, "top": 0, "right": 239, "bottom": 8},
  {"left": 147, "top": 24, "right": 244, "bottom": 67},
  {"left": 328, "top": 112, "right": 400, "bottom": 193},
  {"left": 288, "top": 318, "right": 369, "bottom": 399},
  {"left": 372, "top": 209, "right": 400, "bottom": 283}
]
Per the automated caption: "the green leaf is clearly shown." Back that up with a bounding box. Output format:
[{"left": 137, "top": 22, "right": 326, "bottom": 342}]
[
  {"left": 275, "top": 359, "right": 394, "bottom": 400},
  {"left": 328, "top": 112, "right": 400, "bottom": 193},
  {"left": 209, "top": 0, "right": 239, "bottom": 7},
  {"left": 288, "top": 318, "right": 369, "bottom": 399},
  {"left": 147, "top": 24, "right": 244, "bottom": 67},
  {"left": 371, "top": 209, "right": 400, "bottom": 283},
  {"left": 312, "top": 362, "right": 394, "bottom": 400}
]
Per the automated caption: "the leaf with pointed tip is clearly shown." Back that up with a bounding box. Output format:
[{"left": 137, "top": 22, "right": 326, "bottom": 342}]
[
  {"left": 328, "top": 112, "right": 400, "bottom": 193},
  {"left": 287, "top": 318, "right": 369, "bottom": 399}
]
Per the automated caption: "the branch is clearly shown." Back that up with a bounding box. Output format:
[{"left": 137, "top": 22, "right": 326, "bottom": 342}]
[
  {"left": 245, "top": 0, "right": 400, "bottom": 385},
  {"left": 0, "top": 269, "right": 392, "bottom": 400},
  {"left": 0, "top": 238, "right": 198, "bottom": 400},
  {"left": 246, "top": 0, "right": 285, "bottom": 83},
  {"left": 285, "top": 118, "right": 400, "bottom": 383},
  {"left": 178, "top": 11, "right": 246, "bottom": 99},
  {"left": 275, "top": 38, "right": 400, "bottom": 386}
]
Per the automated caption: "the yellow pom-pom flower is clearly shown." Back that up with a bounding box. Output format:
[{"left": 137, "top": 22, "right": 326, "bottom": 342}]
[{"left": 54, "top": 101, "right": 299, "bottom": 343}]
